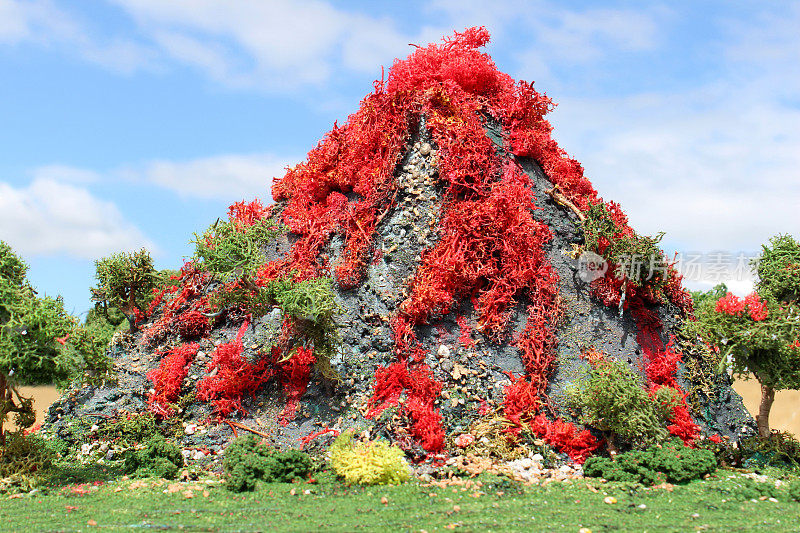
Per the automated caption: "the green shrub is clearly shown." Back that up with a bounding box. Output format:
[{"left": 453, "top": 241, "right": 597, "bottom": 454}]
[
  {"left": 223, "top": 436, "right": 312, "bottom": 492},
  {"left": 194, "top": 218, "right": 280, "bottom": 282},
  {"left": 567, "top": 358, "right": 679, "bottom": 447},
  {"left": 328, "top": 432, "right": 410, "bottom": 486},
  {"left": 583, "top": 443, "right": 717, "bottom": 485},
  {"left": 0, "top": 432, "right": 55, "bottom": 478},
  {"left": 101, "top": 412, "right": 161, "bottom": 443},
  {"left": 122, "top": 435, "right": 184, "bottom": 479},
  {"left": 90, "top": 249, "right": 156, "bottom": 333},
  {"left": 582, "top": 200, "right": 668, "bottom": 293}
]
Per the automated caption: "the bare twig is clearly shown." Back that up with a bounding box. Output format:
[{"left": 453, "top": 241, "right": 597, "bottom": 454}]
[
  {"left": 544, "top": 185, "right": 586, "bottom": 222},
  {"left": 226, "top": 420, "right": 272, "bottom": 440}
]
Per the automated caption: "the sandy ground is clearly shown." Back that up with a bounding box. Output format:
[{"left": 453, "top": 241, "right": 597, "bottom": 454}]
[{"left": 11, "top": 381, "right": 800, "bottom": 436}]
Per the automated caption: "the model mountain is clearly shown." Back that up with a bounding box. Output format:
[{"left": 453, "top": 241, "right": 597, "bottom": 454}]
[{"left": 46, "top": 27, "right": 753, "bottom": 462}]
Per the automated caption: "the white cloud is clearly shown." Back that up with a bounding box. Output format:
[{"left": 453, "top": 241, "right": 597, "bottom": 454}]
[
  {"left": 132, "top": 153, "right": 294, "bottom": 201},
  {"left": 0, "top": 0, "right": 154, "bottom": 73},
  {"left": 31, "top": 164, "right": 100, "bottom": 183},
  {"left": 0, "top": 178, "right": 155, "bottom": 259},
  {"left": 108, "top": 0, "right": 449, "bottom": 90},
  {"left": 548, "top": 89, "right": 800, "bottom": 254},
  {"left": 0, "top": 0, "right": 75, "bottom": 44}
]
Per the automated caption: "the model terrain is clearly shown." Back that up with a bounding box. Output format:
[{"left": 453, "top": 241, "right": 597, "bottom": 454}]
[{"left": 41, "top": 27, "right": 754, "bottom": 461}]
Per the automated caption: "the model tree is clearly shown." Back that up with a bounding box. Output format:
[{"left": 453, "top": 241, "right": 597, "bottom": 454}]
[
  {"left": 90, "top": 248, "right": 157, "bottom": 333},
  {"left": 0, "top": 241, "right": 110, "bottom": 445},
  {"left": 694, "top": 234, "right": 800, "bottom": 437}
]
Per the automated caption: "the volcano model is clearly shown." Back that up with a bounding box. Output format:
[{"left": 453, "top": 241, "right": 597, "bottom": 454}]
[{"left": 46, "top": 28, "right": 753, "bottom": 462}]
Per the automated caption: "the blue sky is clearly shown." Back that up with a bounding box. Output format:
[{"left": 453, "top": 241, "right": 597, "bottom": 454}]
[{"left": 1, "top": 0, "right": 798, "bottom": 316}]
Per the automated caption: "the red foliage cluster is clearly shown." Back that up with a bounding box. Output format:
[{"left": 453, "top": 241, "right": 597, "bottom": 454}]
[
  {"left": 177, "top": 309, "right": 211, "bottom": 339},
  {"left": 401, "top": 166, "right": 554, "bottom": 336},
  {"left": 501, "top": 374, "right": 600, "bottom": 463},
  {"left": 228, "top": 199, "right": 269, "bottom": 230},
  {"left": 196, "top": 321, "right": 274, "bottom": 417},
  {"left": 456, "top": 315, "right": 475, "bottom": 348},
  {"left": 630, "top": 301, "right": 699, "bottom": 445},
  {"left": 367, "top": 361, "right": 444, "bottom": 453},
  {"left": 142, "top": 262, "right": 213, "bottom": 345},
  {"left": 529, "top": 416, "right": 601, "bottom": 464},
  {"left": 716, "top": 292, "right": 769, "bottom": 322},
  {"left": 147, "top": 343, "right": 199, "bottom": 417},
  {"left": 278, "top": 346, "right": 317, "bottom": 424},
  {"left": 715, "top": 292, "right": 745, "bottom": 315}
]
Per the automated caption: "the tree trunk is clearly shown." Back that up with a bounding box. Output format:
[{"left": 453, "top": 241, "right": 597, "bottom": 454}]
[
  {"left": 756, "top": 384, "right": 775, "bottom": 438},
  {"left": 0, "top": 372, "right": 7, "bottom": 446}
]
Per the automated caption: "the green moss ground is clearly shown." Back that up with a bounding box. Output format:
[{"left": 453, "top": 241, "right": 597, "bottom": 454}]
[{"left": 4, "top": 470, "right": 800, "bottom": 532}]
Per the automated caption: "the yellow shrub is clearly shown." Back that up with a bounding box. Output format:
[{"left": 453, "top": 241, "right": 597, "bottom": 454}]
[{"left": 328, "top": 432, "right": 410, "bottom": 485}]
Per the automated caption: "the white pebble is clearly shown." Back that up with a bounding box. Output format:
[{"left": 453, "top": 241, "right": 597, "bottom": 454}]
[{"left": 437, "top": 345, "right": 451, "bottom": 358}]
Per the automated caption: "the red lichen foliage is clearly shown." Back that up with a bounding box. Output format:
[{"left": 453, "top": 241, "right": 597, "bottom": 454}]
[
  {"left": 177, "top": 309, "right": 211, "bottom": 339},
  {"left": 367, "top": 361, "right": 445, "bottom": 453},
  {"left": 196, "top": 321, "right": 274, "bottom": 417},
  {"left": 142, "top": 262, "right": 213, "bottom": 345},
  {"left": 147, "top": 343, "right": 200, "bottom": 417},
  {"left": 456, "top": 315, "right": 475, "bottom": 348},
  {"left": 278, "top": 345, "right": 316, "bottom": 424},
  {"left": 501, "top": 374, "right": 600, "bottom": 463},
  {"left": 228, "top": 199, "right": 270, "bottom": 230},
  {"left": 630, "top": 301, "right": 700, "bottom": 445},
  {"left": 716, "top": 292, "right": 769, "bottom": 322}
]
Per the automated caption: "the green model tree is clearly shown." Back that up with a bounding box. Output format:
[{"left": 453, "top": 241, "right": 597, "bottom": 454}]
[
  {"left": 0, "top": 241, "right": 111, "bottom": 445},
  {"left": 90, "top": 248, "right": 157, "bottom": 333},
  {"left": 693, "top": 234, "right": 800, "bottom": 437}
]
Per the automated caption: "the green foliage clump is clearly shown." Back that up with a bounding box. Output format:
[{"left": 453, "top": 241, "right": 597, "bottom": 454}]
[
  {"left": 194, "top": 218, "right": 280, "bottom": 282},
  {"left": 582, "top": 200, "right": 668, "bottom": 293},
  {"left": 567, "top": 358, "right": 679, "bottom": 448},
  {"left": 714, "top": 476, "right": 781, "bottom": 501},
  {"left": 583, "top": 442, "right": 717, "bottom": 485},
  {"left": 328, "top": 432, "right": 410, "bottom": 486},
  {"left": 1, "top": 241, "right": 112, "bottom": 442},
  {"left": 223, "top": 436, "right": 312, "bottom": 492},
  {"left": 0, "top": 432, "right": 55, "bottom": 478},
  {"left": 123, "top": 435, "right": 184, "bottom": 479},
  {"left": 755, "top": 234, "right": 800, "bottom": 303},
  {"left": 268, "top": 276, "right": 341, "bottom": 380},
  {"left": 91, "top": 248, "right": 157, "bottom": 332},
  {"left": 100, "top": 412, "right": 163, "bottom": 445}
]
